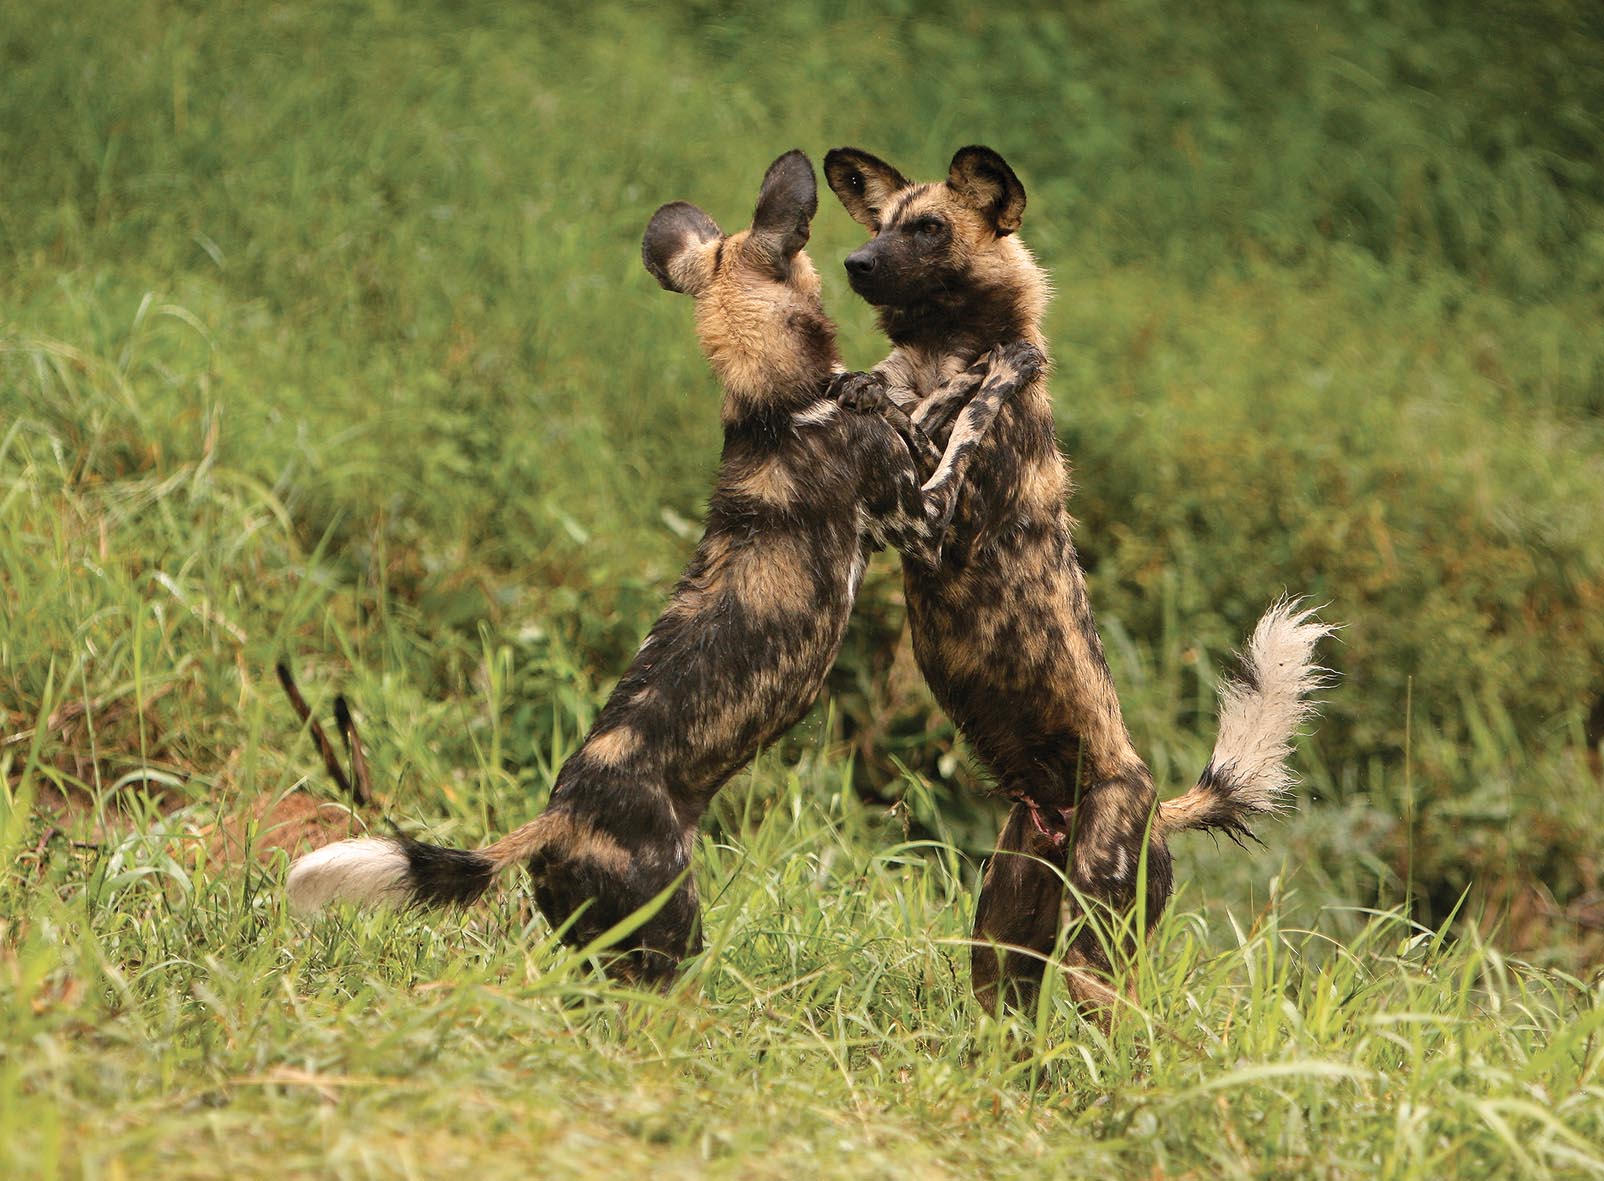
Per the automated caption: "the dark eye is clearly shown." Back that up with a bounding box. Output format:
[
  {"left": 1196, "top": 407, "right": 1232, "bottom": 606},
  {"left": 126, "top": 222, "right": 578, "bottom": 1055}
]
[{"left": 908, "top": 217, "right": 945, "bottom": 240}]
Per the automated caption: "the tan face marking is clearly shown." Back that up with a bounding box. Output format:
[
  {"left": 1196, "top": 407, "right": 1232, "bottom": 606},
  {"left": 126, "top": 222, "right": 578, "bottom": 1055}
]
[
  {"left": 882, "top": 186, "right": 944, "bottom": 230},
  {"left": 880, "top": 189, "right": 1004, "bottom": 270}
]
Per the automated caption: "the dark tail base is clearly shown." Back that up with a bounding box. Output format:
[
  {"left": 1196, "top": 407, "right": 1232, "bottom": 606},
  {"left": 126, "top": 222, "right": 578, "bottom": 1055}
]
[{"left": 396, "top": 835, "right": 498, "bottom": 907}]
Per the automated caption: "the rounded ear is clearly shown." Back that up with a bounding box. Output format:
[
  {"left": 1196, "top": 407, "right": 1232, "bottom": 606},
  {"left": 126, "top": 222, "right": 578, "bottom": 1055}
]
[
  {"left": 642, "top": 202, "right": 723, "bottom": 295},
  {"left": 750, "top": 149, "right": 817, "bottom": 272},
  {"left": 946, "top": 146, "right": 1026, "bottom": 236},
  {"left": 823, "top": 147, "right": 911, "bottom": 231}
]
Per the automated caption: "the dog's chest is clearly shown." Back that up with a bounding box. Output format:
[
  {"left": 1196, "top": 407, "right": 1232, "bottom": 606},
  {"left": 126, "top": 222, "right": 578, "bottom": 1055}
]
[{"left": 893, "top": 347, "right": 978, "bottom": 412}]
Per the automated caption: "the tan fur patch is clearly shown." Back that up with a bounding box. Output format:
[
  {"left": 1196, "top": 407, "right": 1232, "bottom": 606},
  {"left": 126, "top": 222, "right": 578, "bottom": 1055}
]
[
  {"left": 730, "top": 535, "right": 814, "bottom": 618},
  {"left": 727, "top": 457, "right": 798, "bottom": 505},
  {"left": 1155, "top": 790, "right": 1214, "bottom": 836},
  {"left": 946, "top": 641, "right": 993, "bottom": 681},
  {"left": 1016, "top": 450, "right": 1068, "bottom": 513},
  {"left": 482, "top": 811, "right": 633, "bottom": 877},
  {"left": 668, "top": 535, "right": 731, "bottom": 618},
  {"left": 585, "top": 725, "right": 641, "bottom": 766},
  {"left": 941, "top": 200, "right": 992, "bottom": 264},
  {"left": 481, "top": 812, "right": 558, "bottom": 868},
  {"left": 967, "top": 235, "right": 1051, "bottom": 323},
  {"left": 567, "top": 822, "right": 633, "bottom": 877},
  {"left": 667, "top": 238, "right": 719, "bottom": 297},
  {"left": 788, "top": 249, "right": 823, "bottom": 298},
  {"left": 695, "top": 239, "right": 832, "bottom": 417}
]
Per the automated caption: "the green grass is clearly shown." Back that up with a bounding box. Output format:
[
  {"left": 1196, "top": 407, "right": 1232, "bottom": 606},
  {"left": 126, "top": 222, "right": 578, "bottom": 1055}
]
[
  {"left": 7, "top": 789, "right": 1604, "bottom": 1179},
  {"left": 3, "top": 0, "right": 1604, "bottom": 1176}
]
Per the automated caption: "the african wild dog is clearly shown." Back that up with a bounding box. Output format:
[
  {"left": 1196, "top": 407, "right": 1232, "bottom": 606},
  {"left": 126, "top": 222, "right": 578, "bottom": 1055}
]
[
  {"left": 823, "top": 144, "right": 1333, "bottom": 1015},
  {"left": 285, "top": 150, "right": 1041, "bottom": 984}
]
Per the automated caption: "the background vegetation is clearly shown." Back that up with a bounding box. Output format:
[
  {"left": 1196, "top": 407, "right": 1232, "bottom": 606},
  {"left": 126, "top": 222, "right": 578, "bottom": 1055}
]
[{"left": 2, "top": 1, "right": 1601, "bottom": 1176}]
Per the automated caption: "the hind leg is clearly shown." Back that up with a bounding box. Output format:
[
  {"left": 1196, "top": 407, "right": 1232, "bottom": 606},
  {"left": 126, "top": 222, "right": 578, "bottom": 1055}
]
[
  {"left": 971, "top": 800, "right": 1069, "bottom": 1013},
  {"left": 1057, "top": 780, "right": 1174, "bottom": 1023}
]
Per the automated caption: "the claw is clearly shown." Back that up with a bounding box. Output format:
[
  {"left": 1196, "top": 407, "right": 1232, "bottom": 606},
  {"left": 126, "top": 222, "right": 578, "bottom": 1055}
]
[
  {"left": 832, "top": 371, "right": 892, "bottom": 415},
  {"left": 1006, "top": 341, "right": 1045, "bottom": 383}
]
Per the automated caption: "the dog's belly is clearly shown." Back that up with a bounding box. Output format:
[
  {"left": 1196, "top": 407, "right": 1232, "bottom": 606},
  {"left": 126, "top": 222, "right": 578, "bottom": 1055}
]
[
  {"left": 906, "top": 539, "right": 1112, "bottom": 800},
  {"left": 900, "top": 423, "right": 1143, "bottom": 805}
]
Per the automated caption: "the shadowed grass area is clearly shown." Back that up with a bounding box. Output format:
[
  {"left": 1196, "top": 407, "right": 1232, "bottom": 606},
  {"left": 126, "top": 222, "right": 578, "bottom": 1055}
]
[{"left": 3, "top": 0, "right": 1603, "bottom": 1175}]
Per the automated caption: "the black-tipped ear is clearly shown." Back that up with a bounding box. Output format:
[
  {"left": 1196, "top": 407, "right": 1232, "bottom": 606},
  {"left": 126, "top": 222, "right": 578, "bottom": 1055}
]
[
  {"left": 750, "top": 150, "right": 817, "bottom": 269},
  {"left": 643, "top": 201, "right": 723, "bottom": 295},
  {"left": 946, "top": 146, "right": 1026, "bottom": 236},
  {"left": 823, "top": 147, "right": 911, "bottom": 231}
]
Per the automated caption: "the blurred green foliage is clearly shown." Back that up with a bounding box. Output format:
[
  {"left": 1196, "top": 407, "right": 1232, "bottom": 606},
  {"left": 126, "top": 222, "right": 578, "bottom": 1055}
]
[{"left": 2, "top": 0, "right": 1602, "bottom": 949}]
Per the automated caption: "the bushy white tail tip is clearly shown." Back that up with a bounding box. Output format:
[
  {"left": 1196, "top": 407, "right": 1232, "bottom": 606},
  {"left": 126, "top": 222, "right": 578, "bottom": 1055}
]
[{"left": 285, "top": 838, "right": 412, "bottom": 914}]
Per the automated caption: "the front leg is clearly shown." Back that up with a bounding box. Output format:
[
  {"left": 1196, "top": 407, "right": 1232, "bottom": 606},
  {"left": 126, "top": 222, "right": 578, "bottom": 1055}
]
[
  {"left": 830, "top": 370, "right": 943, "bottom": 479},
  {"left": 867, "top": 437, "right": 945, "bottom": 570},
  {"left": 908, "top": 352, "right": 993, "bottom": 443},
  {"left": 920, "top": 340, "right": 1045, "bottom": 533},
  {"left": 972, "top": 798, "right": 1070, "bottom": 1013},
  {"left": 865, "top": 340, "right": 1044, "bottom": 566}
]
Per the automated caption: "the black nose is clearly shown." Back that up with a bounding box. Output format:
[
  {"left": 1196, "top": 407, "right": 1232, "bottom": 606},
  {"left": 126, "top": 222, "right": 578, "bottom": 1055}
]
[{"left": 844, "top": 251, "right": 877, "bottom": 277}]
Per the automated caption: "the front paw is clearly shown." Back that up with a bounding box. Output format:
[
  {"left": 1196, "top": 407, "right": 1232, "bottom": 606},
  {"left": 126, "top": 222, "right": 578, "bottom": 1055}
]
[
  {"left": 998, "top": 340, "right": 1046, "bottom": 383},
  {"left": 829, "top": 371, "right": 892, "bottom": 415},
  {"left": 962, "top": 349, "right": 996, "bottom": 378}
]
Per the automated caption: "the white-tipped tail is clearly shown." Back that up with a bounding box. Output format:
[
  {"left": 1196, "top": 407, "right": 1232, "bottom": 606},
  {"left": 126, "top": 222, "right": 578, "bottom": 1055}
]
[
  {"left": 286, "top": 838, "right": 414, "bottom": 913},
  {"left": 1158, "top": 598, "right": 1335, "bottom": 839},
  {"left": 1207, "top": 598, "right": 1334, "bottom": 811},
  {"left": 286, "top": 829, "right": 505, "bottom": 914}
]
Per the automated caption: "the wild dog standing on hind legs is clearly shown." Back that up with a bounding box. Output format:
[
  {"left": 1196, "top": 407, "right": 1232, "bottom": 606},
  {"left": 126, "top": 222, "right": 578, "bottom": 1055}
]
[
  {"left": 285, "top": 150, "right": 1042, "bottom": 984},
  {"left": 823, "top": 144, "right": 1335, "bottom": 1017}
]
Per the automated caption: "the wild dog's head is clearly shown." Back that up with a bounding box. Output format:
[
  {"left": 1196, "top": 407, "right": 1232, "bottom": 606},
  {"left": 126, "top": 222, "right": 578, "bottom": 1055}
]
[
  {"left": 823, "top": 145, "right": 1046, "bottom": 345},
  {"left": 643, "top": 150, "right": 839, "bottom": 417}
]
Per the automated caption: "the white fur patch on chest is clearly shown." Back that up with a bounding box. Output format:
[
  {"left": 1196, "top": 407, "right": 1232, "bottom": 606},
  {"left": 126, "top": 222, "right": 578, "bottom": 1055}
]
[{"left": 792, "top": 400, "right": 839, "bottom": 427}]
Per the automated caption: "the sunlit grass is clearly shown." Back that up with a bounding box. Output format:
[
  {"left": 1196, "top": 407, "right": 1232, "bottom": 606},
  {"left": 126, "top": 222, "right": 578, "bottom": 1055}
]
[{"left": 4, "top": 781, "right": 1602, "bottom": 1179}]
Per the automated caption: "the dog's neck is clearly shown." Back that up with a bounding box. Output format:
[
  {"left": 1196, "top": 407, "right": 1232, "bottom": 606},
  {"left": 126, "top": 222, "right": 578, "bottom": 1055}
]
[
  {"left": 719, "top": 371, "right": 834, "bottom": 451},
  {"left": 703, "top": 310, "right": 841, "bottom": 428}
]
